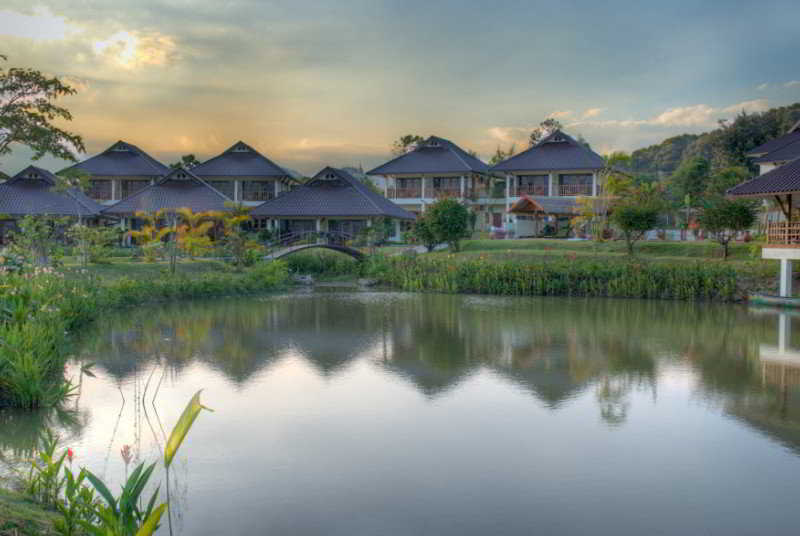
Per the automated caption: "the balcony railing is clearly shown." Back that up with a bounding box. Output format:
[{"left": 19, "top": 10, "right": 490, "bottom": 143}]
[
  {"left": 432, "top": 188, "right": 461, "bottom": 198},
  {"left": 242, "top": 191, "right": 275, "bottom": 202},
  {"left": 559, "top": 183, "right": 593, "bottom": 196},
  {"left": 387, "top": 187, "right": 422, "bottom": 199},
  {"left": 766, "top": 221, "right": 800, "bottom": 245},
  {"left": 516, "top": 184, "right": 549, "bottom": 197}
]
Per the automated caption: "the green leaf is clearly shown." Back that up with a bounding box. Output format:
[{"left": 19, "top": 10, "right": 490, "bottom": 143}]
[
  {"left": 164, "top": 389, "right": 212, "bottom": 468},
  {"left": 136, "top": 503, "right": 167, "bottom": 536},
  {"left": 84, "top": 469, "right": 117, "bottom": 514}
]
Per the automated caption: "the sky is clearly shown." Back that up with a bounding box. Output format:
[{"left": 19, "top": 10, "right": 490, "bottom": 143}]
[{"left": 2, "top": 0, "right": 800, "bottom": 176}]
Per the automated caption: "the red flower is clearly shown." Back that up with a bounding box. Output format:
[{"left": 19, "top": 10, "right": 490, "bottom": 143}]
[{"left": 67, "top": 448, "right": 74, "bottom": 463}]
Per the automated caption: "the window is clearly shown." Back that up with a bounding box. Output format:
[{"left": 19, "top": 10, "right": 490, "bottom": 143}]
[
  {"left": 558, "top": 174, "right": 593, "bottom": 196},
  {"left": 433, "top": 177, "right": 459, "bottom": 190},
  {"left": 518, "top": 175, "right": 548, "bottom": 196},
  {"left": 233, "top": 144, "right": 249, "bottom": 152},
  {"left": 120, "top": 180, "right": 148, "bottom": 199},
  {"left": 112, "top": 143, "right": 129, "bottom": 152},
  {"left": 88, "top": 179, "right": 112, "bottom": 200},
  {"left": 208, "top": 180, "right": 234, "bottom": 199},
  {"left": 241, "top": 180, "right": 274, "bottom": 201}
]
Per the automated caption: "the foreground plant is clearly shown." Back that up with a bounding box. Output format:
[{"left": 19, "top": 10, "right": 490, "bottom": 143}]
[{"left": 23, "top": 390, "right": 212, "bottom": 536}]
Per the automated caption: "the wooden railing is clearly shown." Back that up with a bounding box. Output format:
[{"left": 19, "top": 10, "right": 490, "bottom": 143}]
[
  {"left": 387, "top": 187, "right": 422, "bottom": 199},
  {"left": 432, "top": 188, "right": 461, "bottom": 198},
  {"left": 766, "top": 221, "right": 800, "bottom": 245},
  {"left": 516, "top": 185, "right": 549, "bottom": 196},
  {"left": 559, "top": 183, "right": 593, "bottom": 196}
]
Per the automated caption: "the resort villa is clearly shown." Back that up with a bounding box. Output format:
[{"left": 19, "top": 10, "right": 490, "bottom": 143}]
[
  {"left": 3, "top": 130, "right": 611, "bottom": 242},
  {"left": 728, "top": 120, "right": 800, "bottom": 296},
  {"left": 367, "top": 131, "right": 606, "bottom": 238},
  {"left": 250, "top": 166, "right": 414, "bottom": 240}
]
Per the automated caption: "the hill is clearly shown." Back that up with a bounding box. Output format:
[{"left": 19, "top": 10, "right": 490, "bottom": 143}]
[{"left": 630, "top": 102, "right": 800, "bottom": 180}]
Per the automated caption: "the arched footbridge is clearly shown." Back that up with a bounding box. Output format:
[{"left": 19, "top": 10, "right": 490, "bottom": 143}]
[{"left": 264, "top": 231, "right": 367, "bottom": 261}]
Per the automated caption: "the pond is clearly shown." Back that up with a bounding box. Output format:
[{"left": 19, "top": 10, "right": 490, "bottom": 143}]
[{"left": 3, "top": 290, "right": 800, "bottom": 535}]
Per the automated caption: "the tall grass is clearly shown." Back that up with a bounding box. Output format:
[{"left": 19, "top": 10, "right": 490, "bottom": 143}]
[
  {"left": 0, "top": 262, "right": 289, "bottom": 409},
  {"left": 363, "top": 255, "right": 739, "bottom": 301}
]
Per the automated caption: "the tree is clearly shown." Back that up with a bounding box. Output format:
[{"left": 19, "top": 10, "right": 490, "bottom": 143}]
[
  {"left": 219, "top": 202, "right": 259, "bottom": 268},
  {"left": 610, "top": 202, "right": 660, "bottom": 255},
  {"left": 410, "top": 214, "right": 438, "bottom": 252},
  {"left": 488, "top": 144, "right": 516, "bottom": 166},
  {"left": 706, "top": 166, "right": 750, "bottom": 197},
  {"left": 176, "top": 208, "right": 219, "bottom": 258},
  {"left": 8, "top": 215, "right": 70, "bottom": 266},
  {"left": 128, "top": 210, "right": 171, "bottom": 263},
  {"left": 0, "top": 55, "right": 84, "bottom": 162},
  {"left": 169, "top": 154, "right": 201, "bottom": 170},
  {"left": 668, "top": 156, "right": 710, "bottom": 205},
  {"left": 529, "top": 118, "right": 563, "bottom": 146},
  {"left": 578, "top": 151, "right": 634, "bottom": 240},
  {"left": 391, "top": 134, "right": 425, "bottom": 156},
  {"left": 426, "top": 198, "right": 470, "bottom": 252},
  {"left": 698, "top": 199, "right": 756, "bottom": 259},
  {"left": 67, "top": 223, "right": 120, "bottom": 266}
]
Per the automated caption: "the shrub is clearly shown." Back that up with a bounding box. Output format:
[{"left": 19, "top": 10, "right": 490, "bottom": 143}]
[
  {"left": 698, "top": 199, "right": 756, "bottom": 260},
  {"left": 426, "top": 198, "right": 470, "bottom": 252},
  {"left": 610, "top": 204, "right": 659, "bottom": 255}
]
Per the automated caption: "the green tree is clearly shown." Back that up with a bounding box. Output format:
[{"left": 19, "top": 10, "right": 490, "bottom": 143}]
[
  {"left": 706, "top": 166, "right": 750, "bottom": 197},
  {"left": 8, "top": 215, "right": 71, "bottom": 266},
  {"left": 169, "top": 154, "right": 201, "bottom": 169},
  {"left": 698, "top": 199, "right": 756, "bottom": 259},
  {"left": 529, "top": 118, "right": 563, "bottom": 146},
  {"left": 426, "top": 198, "right": 470, "bottom": 252},
  {"left": 391, "top": 134, "right": 425, "bottom": 156},
  {"left": 411, "top": 214, "right": 438, "bottom": 252},
  {"left": 669, "top": 156, "right": 710, "bottom": 205},
  {"left": 0, "top": 55, "right": 84, "bottom": 162},
  {"left": 610, "top": 203, "right": 659, "bottom": 255}
]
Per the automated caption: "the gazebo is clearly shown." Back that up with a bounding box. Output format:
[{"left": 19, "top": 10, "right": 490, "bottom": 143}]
[{"left": 507, "top": 195, "right": 578, "bottom": 237}]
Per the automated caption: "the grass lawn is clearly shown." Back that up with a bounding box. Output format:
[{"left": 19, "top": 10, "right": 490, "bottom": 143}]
[
  {"left": 61, "top": 258, "right": 231, "bottom": 283},
  {"left": 0, "top": 488, "right": 58, "bottom": 536}
]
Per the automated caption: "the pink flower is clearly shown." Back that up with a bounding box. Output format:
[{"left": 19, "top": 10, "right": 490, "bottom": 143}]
[
  {"left": 121, "top": 444, "right": 132, "bottom": 465},
  {"left": 67, "top": 448, "right": 74, "bottom": 463}
]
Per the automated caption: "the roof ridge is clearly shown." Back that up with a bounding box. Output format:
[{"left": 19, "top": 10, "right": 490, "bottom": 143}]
[
  {"left": 434, "top": 137, "right": 473, "bottom": 173},
  {"left": 332, "top": 167, "right": 384, "bottom": 214}
]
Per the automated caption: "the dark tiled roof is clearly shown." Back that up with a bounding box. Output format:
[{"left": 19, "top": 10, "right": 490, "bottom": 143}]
[
  {"left": 102, "top": 168, "right": 231, "bottom": 216},
  {"left": 747, "top": 129, "right": 800, "bottom": 157},
  {"left": 63, "top": 141, "right": 168, "bottom": 177},
  {"left": 728, "top": 158, "right": 800, "bottom": 197},
  {"left": 251, "top": 167, "right": 415, "bottom": 219},
  {"left": 490, "top": 130, "right": 605, "bottom": 172},
  {"left": 192, "top": 141, "right": 292, "bottom": 179},
  {"left": 753, "top": 138, "right": 800, "bottom": 163},
  {"left": 509, "top": 195, "right": 577, "bottom": 215},
  {"left": 367, "top": 136, "right": 488, "bottom": 175},
  {"left": 0, "top": 166, "right": 103, "bottom": 216}
]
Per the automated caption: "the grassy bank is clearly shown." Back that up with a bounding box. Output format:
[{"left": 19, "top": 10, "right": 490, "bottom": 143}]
[
  {"left": 0, "top": 488, "right": 58, "bottom": 535},
  {"left": 0, "top": 261, "right": 289, "bottom": 409}
]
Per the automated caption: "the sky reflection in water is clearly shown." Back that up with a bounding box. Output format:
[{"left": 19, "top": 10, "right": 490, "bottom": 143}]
[{"left": 3, "top": 291, "right": 800, "bottom": 535}]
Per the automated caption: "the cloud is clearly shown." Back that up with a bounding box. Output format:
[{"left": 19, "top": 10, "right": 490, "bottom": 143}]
[
  {"left": 582, "top": 107, "right": 606, "bottom": 118},
  {"left": 756, "top": 83, "right": 769, "bottom": 91},
  {"left": 92, "top": 31, "right": 178, "bottom": 69},
  {"left": 0, "top": 7, "right": 74, "bottom": 40},
  {"left": 547, "top": 110, "right": 573, "bottom": 119},
  {"left": 785, "top": 81, "right": 800, "bottom": 88},
  {"left": 721, "top": 99, "right": 769, "bottom": 114}
]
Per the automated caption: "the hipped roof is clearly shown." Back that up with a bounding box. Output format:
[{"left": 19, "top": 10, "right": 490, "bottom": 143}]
[
  {"left": 192, "top": 141, "right": 294, "bottom": 179},
  {"left": 102, "top": 168, "right": 231, "bottom": 216},
  {"left": 367, "top": 136, "right": 488, "bottom": 175},
  {"left": 508, "top": 195, "right": 578, "bottom": 215},
  {"left": 0, "top": 166, "right": 103, "bottom": 217},
  {"left": 728, "top": 157, "right": 800, "bottom": 197},
  {"left": 63, "top": 140, "right": 168, "bottom": 177},
  {"left": 251, "top": 167, "right": 415, "bottom": 219},
  {"left": 490, "top": 130, "right": 604, "bottom": 173}
]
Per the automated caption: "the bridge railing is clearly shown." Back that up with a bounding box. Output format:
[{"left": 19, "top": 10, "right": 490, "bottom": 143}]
[{"left": 265, "top": 230, "right": 377, "bottom": 257}]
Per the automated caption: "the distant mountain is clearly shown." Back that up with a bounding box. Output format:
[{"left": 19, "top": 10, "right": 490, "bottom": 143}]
[{"left": 631, "top": 102, "right": 800, "bottom": 180}]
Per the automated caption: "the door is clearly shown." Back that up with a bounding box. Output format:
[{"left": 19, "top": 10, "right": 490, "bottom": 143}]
[{"left": 492, "top": 212, "right": 503, "bottom": 228}]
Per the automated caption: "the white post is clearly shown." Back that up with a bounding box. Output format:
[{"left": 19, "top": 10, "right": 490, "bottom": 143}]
[
  {"left": 112, "top": 180, "right": 118, "bottom": 201},
  {"left": 460, "top": 175, "right": 465, "bottom": 198},
  {"left": 779, "top": 313, "right": 791, "bottom": 354},
  {"left": 505, "top": 174, "right": 511, "bottom": 213},
  {"left": 234, "top": 180, "right": 240, "bottom": 202},
  {"left": 394, "top": 220, "right": 401, "bottom": 241},
  {"left": 421, "top": 175, "right": 427, "bottom": 199},
  {"left": 274, "top": 180, "right": 280, "bottom": 199},
  {"left": 549, "top": 173, "right": 556, "bottom": 197},
  {"left": 780, "top": 258, "right": 793, "bottom": 297},
  {"left": 592, "top": 172, "right": 598, "bottom": 197}
]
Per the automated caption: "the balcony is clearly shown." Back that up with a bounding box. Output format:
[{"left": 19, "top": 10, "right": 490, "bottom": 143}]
[
  {"left": 766, "top": 221, "right": 800, "bottom": 246},
  {"left": 516, "top": 184, "right": 549, "bottom": 197},
  {"left": 432, "top": 188, "right": 461, "bottom": 198},
  {"left": 387, "top": 187, "right": 422, "bottom": 199},
  {"left": 558, "top": 183, "right": 593, "bottom": 196}
]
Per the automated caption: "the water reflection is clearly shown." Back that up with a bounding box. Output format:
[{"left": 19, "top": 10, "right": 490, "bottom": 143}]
[{"left": 4, "top": 292, "right": 800, "bottom": 535}]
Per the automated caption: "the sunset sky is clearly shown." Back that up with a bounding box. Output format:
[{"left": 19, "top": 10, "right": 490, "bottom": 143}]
[{"left": 2, "top": 0, "right": 800, "bottom": 176}]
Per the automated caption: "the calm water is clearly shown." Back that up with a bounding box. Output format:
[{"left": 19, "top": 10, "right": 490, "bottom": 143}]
[{"left": 3, "top": 290, "right": 800, "bottom": 535}]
